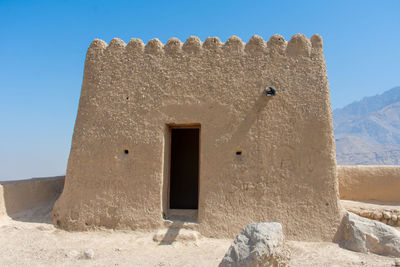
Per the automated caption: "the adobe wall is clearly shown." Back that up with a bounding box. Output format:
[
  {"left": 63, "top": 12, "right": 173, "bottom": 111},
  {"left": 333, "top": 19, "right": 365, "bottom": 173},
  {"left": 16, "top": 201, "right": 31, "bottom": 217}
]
[
  {"left": 0, "top": 176, "right": 65, "bottom": 215},
  {"left": 338, "top": 165, "right": 400, "bottom": 203},
  {"left": 52, "top": 34, "right": 342, "bottom": 241},
  {"left": 0, "top": 184, "right": 5, "bottom": 216}
]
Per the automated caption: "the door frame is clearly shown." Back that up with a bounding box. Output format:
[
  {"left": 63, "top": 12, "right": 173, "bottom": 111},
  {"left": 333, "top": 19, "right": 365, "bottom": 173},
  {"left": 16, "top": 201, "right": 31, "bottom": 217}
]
[{"left": 163, "top": 123, "right": 201, "bottom": 221}]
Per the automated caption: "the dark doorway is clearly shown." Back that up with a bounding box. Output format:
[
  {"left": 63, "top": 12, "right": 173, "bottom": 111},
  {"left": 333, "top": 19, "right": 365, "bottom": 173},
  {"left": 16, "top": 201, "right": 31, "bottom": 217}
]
[{"left": 169, "top": 128, "right": 199, "bottom": 209}]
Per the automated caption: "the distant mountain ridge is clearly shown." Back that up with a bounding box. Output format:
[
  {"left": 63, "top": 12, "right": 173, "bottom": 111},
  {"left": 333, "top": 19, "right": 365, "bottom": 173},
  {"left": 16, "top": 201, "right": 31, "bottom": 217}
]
[
  {"left": 333, "top": 86, "right": 400, "bottom": 165},
  {"left": 334, "top": 87, "right": 400, "bottom": 120}
]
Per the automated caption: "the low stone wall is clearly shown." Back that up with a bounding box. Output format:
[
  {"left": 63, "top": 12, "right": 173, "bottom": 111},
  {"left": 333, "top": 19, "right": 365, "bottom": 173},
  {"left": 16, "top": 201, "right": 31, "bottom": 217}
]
[
  {"left": 341, "top": 200, "right": 400, "bottom": 227},
  {"left": 0, "top": 176, "right": 65, "bottom": 216},
  {"left": 338, "top": 166, "right": 400, "bottom": 203}
]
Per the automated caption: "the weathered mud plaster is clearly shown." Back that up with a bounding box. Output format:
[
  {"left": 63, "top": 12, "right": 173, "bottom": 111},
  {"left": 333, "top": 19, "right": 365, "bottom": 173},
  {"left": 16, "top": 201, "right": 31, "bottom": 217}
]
[
  {"left": 0, "top": 177, "right": 64, "bottom": 216},
  {"left": 0, "top": 185, "right": 5, "bottom": 216},
  {"left": 52, "top": 34, "right": 341, "bottom": 241},
  {"left": 338, "top": 165, "right": 400, "bottom": 203}
]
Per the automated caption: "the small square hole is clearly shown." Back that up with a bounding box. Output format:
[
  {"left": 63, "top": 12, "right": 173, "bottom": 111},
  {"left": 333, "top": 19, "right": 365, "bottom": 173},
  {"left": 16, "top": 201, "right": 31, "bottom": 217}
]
[
  {"left": 124, "top": 149, "right": 129, "bottom": 154},
  {"left": 236, "top": 151, "right": 242, "bottom": 155}
]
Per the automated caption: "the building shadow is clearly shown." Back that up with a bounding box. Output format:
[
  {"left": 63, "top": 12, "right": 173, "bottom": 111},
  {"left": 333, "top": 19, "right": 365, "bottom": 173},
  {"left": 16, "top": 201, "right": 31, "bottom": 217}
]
[{"left": 158, "top": 226, "right": 181, "bottom": 245}]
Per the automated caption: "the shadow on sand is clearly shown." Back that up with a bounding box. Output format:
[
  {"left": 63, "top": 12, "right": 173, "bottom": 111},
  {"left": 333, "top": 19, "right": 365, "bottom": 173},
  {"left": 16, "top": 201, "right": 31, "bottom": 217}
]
[{"left": 159, "top": 226, "right": 181, "bottom": 245}]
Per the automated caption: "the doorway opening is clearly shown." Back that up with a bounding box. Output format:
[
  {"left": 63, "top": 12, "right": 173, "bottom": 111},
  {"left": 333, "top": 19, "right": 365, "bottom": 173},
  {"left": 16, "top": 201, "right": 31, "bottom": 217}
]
[{"left": 169, "top": 127, "right": 199, "bottom": 210}]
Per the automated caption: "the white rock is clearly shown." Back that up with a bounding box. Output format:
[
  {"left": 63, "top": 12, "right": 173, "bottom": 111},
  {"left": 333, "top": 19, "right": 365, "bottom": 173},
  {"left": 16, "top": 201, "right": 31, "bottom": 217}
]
[
  {"left": 66, "top": 250, "right": 79, "bottom": 258},
  {"left": 373, "top": 212, "right": 383, "bottom": 220},
  {"left": 219, "top": 222, "right": 290, "bottom": 267},
  {"left": 383, "top": 211, "right": 391, "bottom": 219},
  {"left": 338, "top": 212, "right": 400, "bottom": 257},
  {"left": 83, "top": 249, "right": 95, "bottom": 259},
  {"left": 392, "top": 215, "right": 398, "bottom": 222}
]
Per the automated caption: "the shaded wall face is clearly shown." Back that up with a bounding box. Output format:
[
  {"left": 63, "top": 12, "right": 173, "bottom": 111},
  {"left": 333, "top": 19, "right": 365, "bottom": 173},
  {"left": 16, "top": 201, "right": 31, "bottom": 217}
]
[
  {"left": 0, "top": 185, "right": 5, "bottom": 216},
  {"left": 53, "top": 34, "right": 341, "bottom": 241},
  {"left": 0, "top": 177, "right": 64, "bottom": 220}
]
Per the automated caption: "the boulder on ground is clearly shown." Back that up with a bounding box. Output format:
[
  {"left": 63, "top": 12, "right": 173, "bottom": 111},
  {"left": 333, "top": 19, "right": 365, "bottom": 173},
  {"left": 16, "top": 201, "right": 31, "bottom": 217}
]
[
  {"left": 219, "top": 222, "right": 290, "bottom": 267},
  {"left": 339, "top": 212, "right": 400, "bottom": 257}
]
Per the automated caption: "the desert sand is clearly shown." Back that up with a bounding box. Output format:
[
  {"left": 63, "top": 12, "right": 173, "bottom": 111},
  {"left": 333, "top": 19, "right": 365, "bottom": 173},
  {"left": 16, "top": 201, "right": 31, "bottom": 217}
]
[{"left": 0, "top": 204, "right": 398, "bottom": 267}]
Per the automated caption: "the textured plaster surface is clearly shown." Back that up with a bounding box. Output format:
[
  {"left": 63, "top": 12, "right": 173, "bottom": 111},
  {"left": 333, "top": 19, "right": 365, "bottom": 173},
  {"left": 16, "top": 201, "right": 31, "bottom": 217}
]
[
  {"left": 0, "top": 185, "right": 5, "bottom": 216},
  {"left": 0, "top": 176, "right": 64, "bottom": 215},
  {"left": 338, "top": 165, "right": 400, "bottom": 203},
  {"left": 53, "top": 34, "right": 341, "bottom": 241}
]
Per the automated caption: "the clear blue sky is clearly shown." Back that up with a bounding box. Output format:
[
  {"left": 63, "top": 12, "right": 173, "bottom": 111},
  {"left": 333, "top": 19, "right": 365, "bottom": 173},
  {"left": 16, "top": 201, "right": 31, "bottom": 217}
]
[{"left": 1, "top": 0, "right": 399, "bottom": 180}]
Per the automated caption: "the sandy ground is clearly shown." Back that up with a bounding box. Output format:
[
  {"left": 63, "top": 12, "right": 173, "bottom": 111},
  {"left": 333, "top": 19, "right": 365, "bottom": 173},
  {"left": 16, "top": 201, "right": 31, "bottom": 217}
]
[{"left": 0, "top": 206, "right": 399, "bottom": 267}]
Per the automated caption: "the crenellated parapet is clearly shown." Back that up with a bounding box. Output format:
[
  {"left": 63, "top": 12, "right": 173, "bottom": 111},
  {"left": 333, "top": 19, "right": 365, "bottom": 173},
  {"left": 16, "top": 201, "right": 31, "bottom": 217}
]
[{"left": 86, "top": 34, "right": 324, "bottom": 59}]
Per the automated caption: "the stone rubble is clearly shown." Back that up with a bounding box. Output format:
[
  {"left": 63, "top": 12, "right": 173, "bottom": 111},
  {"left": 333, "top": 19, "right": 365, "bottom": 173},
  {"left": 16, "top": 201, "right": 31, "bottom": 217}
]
[{"left": 348, "top": 208, "right": 400, "bottom": 227}]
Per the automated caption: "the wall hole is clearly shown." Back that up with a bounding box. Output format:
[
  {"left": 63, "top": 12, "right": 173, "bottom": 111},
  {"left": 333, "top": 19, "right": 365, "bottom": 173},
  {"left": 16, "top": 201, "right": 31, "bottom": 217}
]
[
  {"left": 126, "top": 96, "right": 129, "bottom": 100},
  {"left": 236, "top": 150, "right": 242, "bottom": 155},
  {"left": 124, "top": 149, "right": 129, "bottom": 154},
  {"left": 265, "top": 86, "right": 276, "bottom": 96}
]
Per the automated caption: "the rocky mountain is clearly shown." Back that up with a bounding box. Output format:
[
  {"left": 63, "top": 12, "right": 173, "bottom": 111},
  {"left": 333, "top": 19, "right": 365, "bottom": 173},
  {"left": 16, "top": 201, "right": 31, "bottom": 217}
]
[{"left": 334, "top": 87, "right": 400, "bottom": 165}]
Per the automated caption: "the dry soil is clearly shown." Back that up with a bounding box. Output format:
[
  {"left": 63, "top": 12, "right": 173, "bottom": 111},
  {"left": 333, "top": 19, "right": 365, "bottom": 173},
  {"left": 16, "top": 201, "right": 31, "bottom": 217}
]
[{"left": 0, "top": 205, "right": 399, "bottom": 267}]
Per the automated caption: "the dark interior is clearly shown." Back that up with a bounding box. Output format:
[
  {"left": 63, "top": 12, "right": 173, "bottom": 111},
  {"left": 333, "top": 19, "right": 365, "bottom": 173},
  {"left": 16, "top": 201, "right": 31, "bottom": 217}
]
[{"left": 169, "top": 128, "right": 199, "bottom": 209}]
